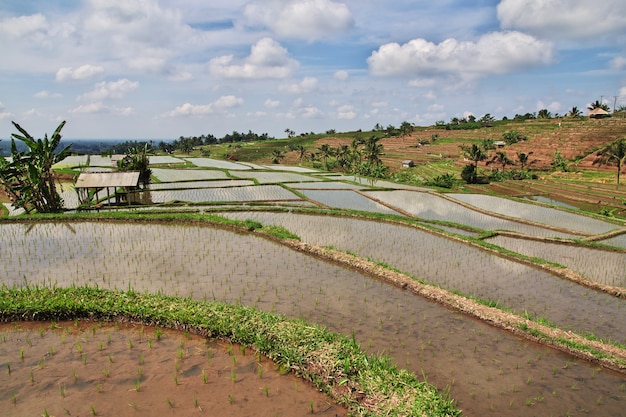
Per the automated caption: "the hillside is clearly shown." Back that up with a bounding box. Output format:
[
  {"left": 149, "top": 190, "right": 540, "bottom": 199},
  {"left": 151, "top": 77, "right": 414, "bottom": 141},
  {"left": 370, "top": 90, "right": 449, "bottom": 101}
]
[{"left": 311, "top": 117, "right": 626, "bottom": 173}]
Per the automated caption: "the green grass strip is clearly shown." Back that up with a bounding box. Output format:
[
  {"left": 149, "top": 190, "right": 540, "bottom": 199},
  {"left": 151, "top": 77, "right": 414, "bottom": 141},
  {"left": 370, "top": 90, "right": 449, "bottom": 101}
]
[{"left": 0, "top": 285, "right": 460, "bottom": 417}]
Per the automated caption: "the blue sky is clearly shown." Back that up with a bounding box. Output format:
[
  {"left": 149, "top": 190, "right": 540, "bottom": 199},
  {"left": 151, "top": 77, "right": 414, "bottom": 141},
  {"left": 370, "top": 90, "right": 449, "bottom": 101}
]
[{"left": 0, "top": 0, "right": 625, "bottom": 139}]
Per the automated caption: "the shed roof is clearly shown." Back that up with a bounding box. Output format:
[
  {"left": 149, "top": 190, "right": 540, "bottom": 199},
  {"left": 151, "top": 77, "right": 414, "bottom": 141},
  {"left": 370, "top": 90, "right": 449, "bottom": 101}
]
[
  {"left": 588, "top": 107, "right": 609, "bottom": 116},
  {"left": 75, "top": 171, "right": 140, "bottom": 189}
]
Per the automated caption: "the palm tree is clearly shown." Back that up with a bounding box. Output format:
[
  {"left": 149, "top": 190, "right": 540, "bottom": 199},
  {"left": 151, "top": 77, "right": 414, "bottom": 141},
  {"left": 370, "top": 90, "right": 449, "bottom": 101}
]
[
  {"left": 271, "top": 149, "right": 284, "bottom": 164},
  {"left": 593, "top": 138, "right": 626, "bottom": 187},
  {"left": 516, "top": 151, "right": 534, "bottom": 170},
  {"left": 295, "top": 145, "right": 308, "bottom": 162},
  {"left": 537, "top": 109, "right": 552, "bottom": 119},
  {"left": 488, "top": 151, "right": 513, "bottom": 171},
  {"left": 118, "top": 144, "right": 152, "bottom": 188},
  {"left": 399, "top": 121, "right": 415, "bottom": 137},
  {"left": 567, "top": 107, "right": 582, "bottom": 118},
  {"left": 334, "top": 145, "right": 351, "bottom": 172},
  {"left": 460, "top": 144, "right": 487, "bottom": 169},
  {"left": 588, "top": 100, "right": 610, "bottom": 112},
  {"left": 363, "top": 136, "right": 384, "bottom": 168},
  {"left": 318, "top": 144, "right": 334, "bottom": 170}
]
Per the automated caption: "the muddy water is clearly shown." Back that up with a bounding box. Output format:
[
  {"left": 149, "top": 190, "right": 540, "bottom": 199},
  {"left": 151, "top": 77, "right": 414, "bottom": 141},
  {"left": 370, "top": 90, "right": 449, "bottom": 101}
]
[
  {"left": 0, "top": 321, "right": 344, "bottom": 417},
  {"left": 222, "top": 212, "right": 626, "bottom": 344},
  {"left": 1, "top": 221, "right": 625, "bottom": 416}
]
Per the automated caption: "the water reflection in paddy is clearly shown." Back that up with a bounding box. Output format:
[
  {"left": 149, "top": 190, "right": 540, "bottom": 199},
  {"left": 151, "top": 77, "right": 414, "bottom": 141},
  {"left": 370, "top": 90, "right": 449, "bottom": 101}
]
[
  {"left": 2, "top": 222, "right": 625, "bottom": 417},
  {"left": 488, "top": 235, "right": 626, "bottom": 287},
  {"left": 222, "top": 212, "right": 626, "bottom": 343},
  {"left": 365, "top": 190, "right": 581, "bottom": 238}
]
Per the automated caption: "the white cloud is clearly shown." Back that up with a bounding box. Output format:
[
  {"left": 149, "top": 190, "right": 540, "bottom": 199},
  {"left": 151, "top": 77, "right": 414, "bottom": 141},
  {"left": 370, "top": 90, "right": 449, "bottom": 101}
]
[
  {"left": 264, "top": 99, "right": 281, "bottom": 108},
  {"left": 34, "top": 91, "right": 62, "bottom": 99},
  {"left": 368, "top": 31, "right": 554, "bottom": 80},
  {"left": 497, "top": 0, "right": 626, "bottom": 41},
  {"left": 334, "top": 70, "right": 349, "bottom": 81},
  {"left": 336, "top": 104, "right": 356, "bottom": 119},
  {"left": 163, "top": 95, "right": 243, "bottom": 118},
  {"left": 56, "top": 64, "right": 104, "bottom": 82},
  {"left": 164, "top": 103, "right": 215, "bottom": 117},
  {"left": 537, "top": 100, "right": 562, "bottom": 113},
  {"left": 70, "top": 102, "right": 133, "bottom": 115},
  {"left": 70, "top": 102, "right": 103, "bottom": 114},
  {"left": 168, "top": 71, "right": 193, "bottom": 82},
  {"left": 0, "top": 101, "right": 12, "bottom": 120},
  {"left": 279, "top": 77, "right": 318, "bottom": 94},
  {"left": 215, "top": 95, "right": 244, "bottom": 108},
  {"left": 79, "top": 79, "right": 139, "bottom": 101},
  {"left": 300, "top": 106, "right": 322, "bottom": 118},
  {"left": 243, "top": 0, "right": 354, "bottom": 40},
  {"left": 0, "top": 14, "right": 48, "bottom": 39},
  {"left": 209, "top": 37, "right": 299, "bottom": 79},
  {"left": 610, "top": 56, "right": 626, "bottom": 70},
  {"left": 429, "top": 103, "right": 445, "bottom": 112}
]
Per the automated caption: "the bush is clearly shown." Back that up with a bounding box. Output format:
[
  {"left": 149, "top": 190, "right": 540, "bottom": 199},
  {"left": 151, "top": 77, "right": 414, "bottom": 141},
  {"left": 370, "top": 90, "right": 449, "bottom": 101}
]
[
  {"left": 426, "top": 173, "right": 456, "bottom": 188},
  {"left": 461, "top": 164, "right": 478, "bottom": 183}
]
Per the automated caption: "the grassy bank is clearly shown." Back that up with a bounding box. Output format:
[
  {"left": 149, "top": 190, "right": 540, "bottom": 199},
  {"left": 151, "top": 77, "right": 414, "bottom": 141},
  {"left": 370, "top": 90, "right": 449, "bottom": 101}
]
[{"left": 0, "top": 285, "right": 460, "bottom": 417}]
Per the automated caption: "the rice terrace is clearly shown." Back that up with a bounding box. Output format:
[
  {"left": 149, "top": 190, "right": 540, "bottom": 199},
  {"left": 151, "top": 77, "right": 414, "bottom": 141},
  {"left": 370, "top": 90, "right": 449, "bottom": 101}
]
[{"left": 1, "top": 116, "right": 626, "bottom": 416}]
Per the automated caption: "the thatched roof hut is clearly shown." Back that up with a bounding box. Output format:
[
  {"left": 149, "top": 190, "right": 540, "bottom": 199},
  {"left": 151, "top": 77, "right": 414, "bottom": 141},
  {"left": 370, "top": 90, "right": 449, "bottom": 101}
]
[{"left": 588, "top": 108, "right": 609, "bottom": 118}]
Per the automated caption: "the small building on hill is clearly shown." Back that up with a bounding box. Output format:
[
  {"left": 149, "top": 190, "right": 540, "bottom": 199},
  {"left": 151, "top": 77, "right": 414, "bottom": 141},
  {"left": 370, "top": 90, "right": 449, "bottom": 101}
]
[
  {"left": 588, "top": 108, "right": 610, "bottom": 119},
  {"left": 75, "top": 171, "right": 140, "bottom": 208}
]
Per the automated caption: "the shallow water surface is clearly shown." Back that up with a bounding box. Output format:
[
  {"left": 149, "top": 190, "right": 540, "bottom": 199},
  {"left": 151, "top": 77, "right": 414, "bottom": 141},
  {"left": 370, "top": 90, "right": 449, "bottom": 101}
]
[
  {"left": 222, "top": 212, "right": 626, "bottom": 343},
  {"left": 2, "top": 221, "right": 625, "bottom": 417}
]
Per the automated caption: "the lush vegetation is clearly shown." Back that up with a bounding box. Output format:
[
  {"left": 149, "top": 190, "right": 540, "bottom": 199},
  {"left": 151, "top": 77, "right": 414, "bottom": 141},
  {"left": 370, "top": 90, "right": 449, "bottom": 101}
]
[{"left": 0, "top": 121, "right": 71, "bottom": 213}]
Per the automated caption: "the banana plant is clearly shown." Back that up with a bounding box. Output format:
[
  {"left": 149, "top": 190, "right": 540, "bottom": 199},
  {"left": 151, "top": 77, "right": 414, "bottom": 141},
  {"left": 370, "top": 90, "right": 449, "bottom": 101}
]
[{"left": 0, "top": 121, "right": 71, "bottom": 213}]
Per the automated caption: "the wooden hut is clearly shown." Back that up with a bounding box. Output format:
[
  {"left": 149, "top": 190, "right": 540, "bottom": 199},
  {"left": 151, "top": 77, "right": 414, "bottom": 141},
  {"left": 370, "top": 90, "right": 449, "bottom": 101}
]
[{"left": 74, "top": 171, "right": 140, "bottom": 208}]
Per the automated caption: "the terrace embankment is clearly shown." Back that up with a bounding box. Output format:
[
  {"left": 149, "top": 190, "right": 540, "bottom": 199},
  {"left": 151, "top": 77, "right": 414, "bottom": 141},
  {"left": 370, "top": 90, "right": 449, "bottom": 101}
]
[{"left": 281, "top": 238, "right": 626, "bottom": 374}]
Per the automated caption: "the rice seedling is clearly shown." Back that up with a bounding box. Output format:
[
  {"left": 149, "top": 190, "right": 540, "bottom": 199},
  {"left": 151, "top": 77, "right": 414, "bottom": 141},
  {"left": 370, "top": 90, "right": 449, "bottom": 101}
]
[
  {"left": 90, "top": 405, "right": 96, "bottom": 415},
  {"left": 134, "top": 379, "right": 141, "bottom": 392},
  {"left": 202, "top": 369, "right": 208, "bottom": 384},
  {"left": 6, "top": 363, "right": 10, "bottom": 375},
  {"left": 11, "top": 394, "right": 17, "bottom": 405},
  {"left": 173, "top": 373, "right": 179, "bottom": 385},
  {"left": 166, "top": 398, "right": 173, "bottom": 408},
  {"left": 228, "top": 394, "right": 233, "bottom": 404}
]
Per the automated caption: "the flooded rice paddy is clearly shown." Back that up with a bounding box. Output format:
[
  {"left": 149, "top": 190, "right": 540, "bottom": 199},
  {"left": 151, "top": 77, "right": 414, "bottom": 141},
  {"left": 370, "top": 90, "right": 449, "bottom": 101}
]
[
  {"left": 364, "top": 190, "right": 582, "bottom": 238},
  {"left": 2, "top": 221, "right": 625, "bottom": 417},
  {"left": 222, "top": 212, "right": 626, "bottom": 343},
  {"left": 0, "top": 321, "right": 344, "bottom": 417},
  {"left": 488, "top": 235, "right": 626, "bottom": 287},
  {"left": 447, "top": 194, "right": 618, "bottom": 235},
  {"left": 131, "top": 185, "right": 302, "bottom": 204}
]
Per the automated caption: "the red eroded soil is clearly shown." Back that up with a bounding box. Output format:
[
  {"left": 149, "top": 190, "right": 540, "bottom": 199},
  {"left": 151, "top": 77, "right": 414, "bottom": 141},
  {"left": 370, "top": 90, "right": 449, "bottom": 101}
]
[{"left": 307, "top": 118, "right": 626, "bottom": 173}]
